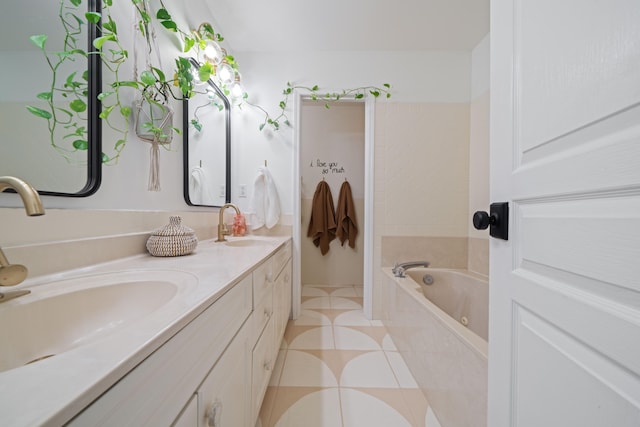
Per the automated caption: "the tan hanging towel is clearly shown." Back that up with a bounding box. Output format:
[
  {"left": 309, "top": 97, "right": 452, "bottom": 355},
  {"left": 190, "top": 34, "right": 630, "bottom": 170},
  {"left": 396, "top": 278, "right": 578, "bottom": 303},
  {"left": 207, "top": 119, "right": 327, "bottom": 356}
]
[
  {"left": 307, "top": 180, "right": 336, "bottom": 255},
  {"left": 336, "top": 180, "right": 358, "bottom": 248}
]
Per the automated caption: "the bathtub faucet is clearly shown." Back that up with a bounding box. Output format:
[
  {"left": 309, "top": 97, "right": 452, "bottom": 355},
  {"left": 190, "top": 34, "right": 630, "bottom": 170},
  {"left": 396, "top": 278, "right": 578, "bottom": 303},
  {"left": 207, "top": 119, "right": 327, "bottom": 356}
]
[{"left": 392, "top": 261, "right": 430, "bottom": 278}]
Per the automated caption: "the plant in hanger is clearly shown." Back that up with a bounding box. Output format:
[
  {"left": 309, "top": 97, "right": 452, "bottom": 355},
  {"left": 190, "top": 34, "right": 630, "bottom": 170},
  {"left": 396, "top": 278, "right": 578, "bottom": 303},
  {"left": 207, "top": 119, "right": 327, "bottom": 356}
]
[
  {"left": 30, "top": 0, "right": 392, "bottom": 167},
  {"left": 131, "top": 1, "right": 186, "bottom": 142},
  {"left": 28, "top": 0, "right": 192, "bottom": 165}
]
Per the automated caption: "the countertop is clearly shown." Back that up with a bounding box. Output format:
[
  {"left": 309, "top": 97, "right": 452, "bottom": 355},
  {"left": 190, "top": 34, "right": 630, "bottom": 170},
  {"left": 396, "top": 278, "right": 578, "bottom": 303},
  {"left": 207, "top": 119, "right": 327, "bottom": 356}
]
[{"left": 0, "top": 235, "right": 290, "bottom": 426}]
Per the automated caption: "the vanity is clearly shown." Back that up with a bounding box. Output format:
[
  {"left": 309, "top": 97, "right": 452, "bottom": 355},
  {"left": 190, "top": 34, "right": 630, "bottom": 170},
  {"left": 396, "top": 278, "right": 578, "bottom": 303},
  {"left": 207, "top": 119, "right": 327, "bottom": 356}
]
[{"left": 0, "top": 235, "right": 292, "bottom": 427}]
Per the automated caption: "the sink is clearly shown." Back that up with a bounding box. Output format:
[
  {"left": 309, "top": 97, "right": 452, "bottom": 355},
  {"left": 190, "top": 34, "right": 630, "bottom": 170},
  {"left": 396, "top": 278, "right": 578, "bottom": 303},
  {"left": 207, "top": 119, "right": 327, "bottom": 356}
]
[
  {"left": 0, "top": 270, "right": 197, "bottom": 372},
  {"left": 223, "top": 238, "right": 274, "bottom": 247}
]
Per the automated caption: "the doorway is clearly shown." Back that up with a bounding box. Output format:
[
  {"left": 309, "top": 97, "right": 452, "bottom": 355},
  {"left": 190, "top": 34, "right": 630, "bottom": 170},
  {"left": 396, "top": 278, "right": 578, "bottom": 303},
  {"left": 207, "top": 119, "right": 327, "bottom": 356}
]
[{"left": 292, "top": 94, "right": 375, "bottom": 320}]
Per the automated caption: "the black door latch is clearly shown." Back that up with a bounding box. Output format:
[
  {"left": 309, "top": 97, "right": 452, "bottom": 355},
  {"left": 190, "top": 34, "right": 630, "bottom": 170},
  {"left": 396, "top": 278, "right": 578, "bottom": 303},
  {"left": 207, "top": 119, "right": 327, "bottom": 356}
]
[{"left": 473, "top": 202, "right": 509, "bottom": 240}]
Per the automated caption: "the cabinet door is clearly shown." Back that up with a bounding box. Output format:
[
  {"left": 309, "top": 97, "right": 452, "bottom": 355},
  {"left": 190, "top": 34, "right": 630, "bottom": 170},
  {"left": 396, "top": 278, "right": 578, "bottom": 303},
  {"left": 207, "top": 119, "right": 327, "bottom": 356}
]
[
  {"left": 198, "top": 323, "right": 249, "bottom": 427},
  {"left": 251, "top": 318, "right": 276, "bottom": 422},
  {"left": 172, "top": 394, "right": 197, "bottom": 427},
  {"left": 274, "top": 259, "right": 292, "bottom": 345}
]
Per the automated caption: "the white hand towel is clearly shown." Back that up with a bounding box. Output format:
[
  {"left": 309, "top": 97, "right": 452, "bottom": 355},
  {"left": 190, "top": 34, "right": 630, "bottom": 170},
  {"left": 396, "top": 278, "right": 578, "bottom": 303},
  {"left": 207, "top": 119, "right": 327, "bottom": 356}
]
[
  {"left": 189, "top": 167, "right": 207, "bottom": 205},
  {"left": 251, "top": 166, "right": 281, "bottom": 230}
]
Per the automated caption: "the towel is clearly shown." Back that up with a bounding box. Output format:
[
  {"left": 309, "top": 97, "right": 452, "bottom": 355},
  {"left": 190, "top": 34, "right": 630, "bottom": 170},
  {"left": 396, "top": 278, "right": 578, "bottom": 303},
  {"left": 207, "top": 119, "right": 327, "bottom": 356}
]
[
  {"left": 307, "top": 180, "right": 336, "bottom": 255},
  {"left": 189, "top": 167, "right": 207, "bottom": 204},
  {"left": 251, "top": 166, "right": 281, "bottom": 230},
  {"left": 335, "top": 180, "right": 358, "bottom": 248}
]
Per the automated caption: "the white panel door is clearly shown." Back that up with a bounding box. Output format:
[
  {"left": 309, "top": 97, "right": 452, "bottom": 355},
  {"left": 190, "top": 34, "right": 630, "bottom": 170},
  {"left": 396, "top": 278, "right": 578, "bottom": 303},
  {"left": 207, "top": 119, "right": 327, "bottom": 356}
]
[{"left": 489, "top": 1, "right": 640, "bottom": 426}]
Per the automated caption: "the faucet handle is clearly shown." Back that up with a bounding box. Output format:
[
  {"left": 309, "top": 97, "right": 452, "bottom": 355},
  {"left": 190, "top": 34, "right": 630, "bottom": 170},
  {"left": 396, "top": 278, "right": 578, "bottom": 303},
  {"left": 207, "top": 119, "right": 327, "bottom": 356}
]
[
  {"left": 391, "top": 262, "right": 400, "bottom": 275},
  {"left": 0, "top": 248, "right": 29, "bottom": 286},
  {"left": 0, "top": 264, "right": 28, "bottom": 287}
]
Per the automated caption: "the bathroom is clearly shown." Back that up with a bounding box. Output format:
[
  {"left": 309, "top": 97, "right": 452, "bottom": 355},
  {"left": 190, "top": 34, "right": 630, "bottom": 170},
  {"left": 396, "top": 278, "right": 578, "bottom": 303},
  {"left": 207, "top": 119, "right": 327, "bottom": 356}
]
[{"left": 1, "top": 0, "right": 638, "bottom": 426}]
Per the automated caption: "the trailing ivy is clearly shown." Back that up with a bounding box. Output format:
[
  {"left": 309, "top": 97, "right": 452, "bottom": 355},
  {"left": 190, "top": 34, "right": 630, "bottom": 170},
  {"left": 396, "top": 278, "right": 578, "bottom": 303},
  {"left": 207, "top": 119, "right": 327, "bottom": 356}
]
[
  {"left": 27, "top": 0, "right": 92, "bottom": 162},
  {"left": 249, "top": 82, "right": 392, "bottom": 132},
  {"left": 29, "top": 0, "right": 392, "bottom": 165}
]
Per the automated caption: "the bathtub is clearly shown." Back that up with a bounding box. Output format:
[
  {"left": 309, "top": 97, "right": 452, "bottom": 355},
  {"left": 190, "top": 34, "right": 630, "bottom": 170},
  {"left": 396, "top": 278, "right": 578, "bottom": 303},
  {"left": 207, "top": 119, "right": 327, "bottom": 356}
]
[{"left": 381, "top": 268, "right": 488, "bottom": 427}]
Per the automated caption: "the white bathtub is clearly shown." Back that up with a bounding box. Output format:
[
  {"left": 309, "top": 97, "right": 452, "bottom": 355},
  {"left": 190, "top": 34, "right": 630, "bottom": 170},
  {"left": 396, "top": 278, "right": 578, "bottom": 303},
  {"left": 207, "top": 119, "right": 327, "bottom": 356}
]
[{"left": 382, "top": 268, "right": 488, "bottom": 427}]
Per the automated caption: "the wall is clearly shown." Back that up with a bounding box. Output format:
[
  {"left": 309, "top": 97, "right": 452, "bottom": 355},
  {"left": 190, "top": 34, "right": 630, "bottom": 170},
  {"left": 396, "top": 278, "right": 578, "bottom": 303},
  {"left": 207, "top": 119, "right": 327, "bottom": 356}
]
[
  {"left": 468, "top": 35, "right": 490, "bottom": 276},
  {"left": 0, "top": 1, "right": 473, "bottom": 217},
  {"left": 300, "top": 101, "right": 365, "bottom": 286},
  {"left": 229, "top": 50, "right": 472, "bottom": 217}
]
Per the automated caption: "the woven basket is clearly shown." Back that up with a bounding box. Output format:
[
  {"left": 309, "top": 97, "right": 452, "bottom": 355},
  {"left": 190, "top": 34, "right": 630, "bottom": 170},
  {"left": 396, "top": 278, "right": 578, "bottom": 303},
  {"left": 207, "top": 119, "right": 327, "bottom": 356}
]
[{"left": 146, "top": 216, "right": 198, "bottom": 257}]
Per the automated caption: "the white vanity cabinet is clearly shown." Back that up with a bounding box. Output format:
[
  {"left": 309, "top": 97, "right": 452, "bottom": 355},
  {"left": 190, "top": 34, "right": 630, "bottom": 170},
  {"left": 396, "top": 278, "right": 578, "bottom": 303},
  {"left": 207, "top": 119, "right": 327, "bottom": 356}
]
[
  {"left": 191, "top": 321, "right": 250, "bottom": 427},
  {"left": 68, "top": 274, "right": 253, "bottom": 426},
  {"left": 249, "top": 240, "right": 292, "bottom": 422},
  {"left": 67, "top": 240, "right": 292, "bottom": 427}
]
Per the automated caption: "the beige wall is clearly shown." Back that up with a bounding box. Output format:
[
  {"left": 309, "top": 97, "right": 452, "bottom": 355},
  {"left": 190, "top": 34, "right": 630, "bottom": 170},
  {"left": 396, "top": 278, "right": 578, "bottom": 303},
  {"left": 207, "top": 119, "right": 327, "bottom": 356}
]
[
  {"left": 468, "top": 91, "right": 490, "bottom": 239},
  {"left": 373, "top": 102, "right": 471, "bottom": 315},
  {"left": 467, "top": 92, "right": 490, "bottom": 275},
  {"left": 300, "top": 101, "right": 365, "bottom": 286},
  {"left": 301, "top": 198, "right": 365, "bottom": 285}
]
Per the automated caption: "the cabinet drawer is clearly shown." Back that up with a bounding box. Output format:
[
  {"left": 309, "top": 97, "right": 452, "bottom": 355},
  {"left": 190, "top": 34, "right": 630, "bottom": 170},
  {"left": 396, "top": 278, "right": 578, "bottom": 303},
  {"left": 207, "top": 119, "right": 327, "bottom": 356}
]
[
  {"left": 272, "top": 240, "right": 292, "bottom": 279},
  {"left": 274, "top": 259, "right": 292, "bottom": 346},
  {"left": 251, "top": 287, "right": 273, "bottom": 342},
  {"left": 251, "top": 318, "right": 276, "bottom": 422},
  {"left": 252, "top": 258, "right": 274, "bottom": 307},
  {"left": 197, "top": 322, "right": 249, "bottom": 427}
]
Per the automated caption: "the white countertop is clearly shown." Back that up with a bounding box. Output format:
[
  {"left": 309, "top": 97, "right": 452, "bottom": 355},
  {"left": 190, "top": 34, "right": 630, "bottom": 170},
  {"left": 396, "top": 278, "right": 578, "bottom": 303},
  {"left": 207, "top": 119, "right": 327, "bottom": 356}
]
[{"left": 0, "top": 235, "right": 290, "bottom": 426}]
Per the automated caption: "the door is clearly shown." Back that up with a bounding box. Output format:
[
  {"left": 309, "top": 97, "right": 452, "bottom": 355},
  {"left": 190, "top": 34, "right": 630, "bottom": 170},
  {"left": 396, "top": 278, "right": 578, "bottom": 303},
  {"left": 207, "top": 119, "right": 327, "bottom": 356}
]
[{"left": 489, "top": 1, "right": 640, "bottom": 426}]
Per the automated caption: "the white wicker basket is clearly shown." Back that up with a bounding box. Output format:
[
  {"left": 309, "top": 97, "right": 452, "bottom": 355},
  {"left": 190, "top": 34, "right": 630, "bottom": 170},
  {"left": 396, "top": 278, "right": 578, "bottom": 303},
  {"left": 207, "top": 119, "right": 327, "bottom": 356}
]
[{"left": 146, "top": 216, "right": 198, "bottom": 257}]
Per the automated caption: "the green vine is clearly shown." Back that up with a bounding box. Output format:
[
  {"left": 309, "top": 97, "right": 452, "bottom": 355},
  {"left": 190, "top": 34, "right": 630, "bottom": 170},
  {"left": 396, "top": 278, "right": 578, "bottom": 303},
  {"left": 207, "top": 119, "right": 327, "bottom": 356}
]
[
  {"left": 92, "top": 0, "right": 134, "bottom": 163},
  {"left": 28, "top": 0, "right": 392, "bottom": 165},
  {"left": 26, "top": 0, "right": 93, "bottom": 162},
  {"left": 248, "top": 82, "right": 392, "bottom": 131}
]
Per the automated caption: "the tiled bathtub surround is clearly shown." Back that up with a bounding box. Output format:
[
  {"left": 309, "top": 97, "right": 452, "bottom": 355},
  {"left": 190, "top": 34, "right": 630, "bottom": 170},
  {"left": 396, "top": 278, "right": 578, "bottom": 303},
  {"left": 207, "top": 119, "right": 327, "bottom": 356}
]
[
  {"left": 467, "top": 237, "right": 489, "bottom": 276},
  {"left": 381, "top": 235, "right": 489, "bottom": 277},
  {"left": 381, "top": 236, "right": 468, "bottom": 270},
  {"left": 257, "top": 285, "right": 442, "bottom": 427},
  {"left": 381, "top": 269, "right": 488, "bottom": 427}
]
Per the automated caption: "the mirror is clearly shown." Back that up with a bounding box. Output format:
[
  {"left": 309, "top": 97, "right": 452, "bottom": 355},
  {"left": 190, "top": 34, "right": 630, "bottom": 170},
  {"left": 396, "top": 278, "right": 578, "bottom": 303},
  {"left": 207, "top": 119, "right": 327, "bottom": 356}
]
[
  {"left": 0, "top": 0, "right": 101, "bottom": 196},
  {"left": 183, "top": 59, "right": 231, "bottom": 207}
]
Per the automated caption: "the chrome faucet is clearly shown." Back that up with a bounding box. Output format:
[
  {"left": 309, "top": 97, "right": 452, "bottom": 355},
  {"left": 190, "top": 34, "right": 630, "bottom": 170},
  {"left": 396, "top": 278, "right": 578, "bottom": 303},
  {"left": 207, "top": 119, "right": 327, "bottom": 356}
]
[
  {"left": 0, "top": 176, "right": 45, "bottom": 300},
  {"left": 392, "top": 261, "right": 430, "bottom": 277},
  {"left": 215, "top": 203, "right": 241, "bottom": 242}
]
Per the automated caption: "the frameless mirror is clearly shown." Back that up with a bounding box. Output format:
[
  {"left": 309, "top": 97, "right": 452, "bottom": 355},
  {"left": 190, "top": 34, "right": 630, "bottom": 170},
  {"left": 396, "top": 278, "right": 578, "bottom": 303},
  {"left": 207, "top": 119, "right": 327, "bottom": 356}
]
[
  {"left": 0, "top": 0, "right": 102, "bottom": 196},
  {"left": 183, "top": 59, "right": 231, "bottom": 207}
]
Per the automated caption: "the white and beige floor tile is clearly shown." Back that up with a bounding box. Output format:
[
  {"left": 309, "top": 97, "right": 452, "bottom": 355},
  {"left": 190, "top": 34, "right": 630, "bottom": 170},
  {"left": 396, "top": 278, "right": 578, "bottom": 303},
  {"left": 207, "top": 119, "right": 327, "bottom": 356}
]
[{"left": 257, "top": 285, "right": 441, "bottom": 427}]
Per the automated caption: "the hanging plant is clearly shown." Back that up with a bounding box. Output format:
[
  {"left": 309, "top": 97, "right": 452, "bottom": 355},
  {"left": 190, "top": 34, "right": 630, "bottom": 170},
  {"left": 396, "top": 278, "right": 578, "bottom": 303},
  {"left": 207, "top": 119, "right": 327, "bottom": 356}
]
[
  {"left": 246, "top": 82, "right": 392, "bottom": 131},
  {"left": 92, "top": 0, "right": 138, "bottom": 163},
  {"left": 27, "top": 0, "right": 102, "bottom": 162},
  {"left": 29, "top": 0, "right": 392, "bottom": 167}
]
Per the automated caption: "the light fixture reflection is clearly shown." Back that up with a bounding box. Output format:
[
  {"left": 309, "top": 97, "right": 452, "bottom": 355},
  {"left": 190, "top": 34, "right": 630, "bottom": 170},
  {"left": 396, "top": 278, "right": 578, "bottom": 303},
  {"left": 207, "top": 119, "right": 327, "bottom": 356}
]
[
  {"left": 218, "top": 60, "right": 234, "bottom": 85},
  {"left": 190, "top": 68, "right": 206, "bottom": 87},
  {"left": 202, "top": 40, "right": 223, "bottom": 64},
  {"left": 230, "top": 72, "right": 245, "bottom": 101}
]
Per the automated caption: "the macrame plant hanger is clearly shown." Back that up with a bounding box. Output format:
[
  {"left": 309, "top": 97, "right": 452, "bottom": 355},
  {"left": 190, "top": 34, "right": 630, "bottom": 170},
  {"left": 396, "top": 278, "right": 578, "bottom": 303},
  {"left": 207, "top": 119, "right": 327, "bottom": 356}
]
[{"left": 133, "top": 1, "right": 173, "bottom": 191}]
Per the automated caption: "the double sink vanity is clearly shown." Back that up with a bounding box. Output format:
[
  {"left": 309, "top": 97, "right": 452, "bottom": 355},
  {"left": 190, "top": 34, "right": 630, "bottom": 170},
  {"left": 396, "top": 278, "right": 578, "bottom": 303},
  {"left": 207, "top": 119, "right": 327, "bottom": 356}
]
[{"left": 0, "top": 234, "right": 292, "bottom": 426}]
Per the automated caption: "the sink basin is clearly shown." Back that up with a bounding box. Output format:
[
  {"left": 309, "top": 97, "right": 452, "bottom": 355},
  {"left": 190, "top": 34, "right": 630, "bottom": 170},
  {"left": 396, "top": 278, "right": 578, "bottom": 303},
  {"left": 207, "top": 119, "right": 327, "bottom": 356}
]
[
  {"left": 223, "top": 238, "right": 274, "bottom": 247},
  {"left": 0, "top": 270, "right": 197, "bottom": 373}
]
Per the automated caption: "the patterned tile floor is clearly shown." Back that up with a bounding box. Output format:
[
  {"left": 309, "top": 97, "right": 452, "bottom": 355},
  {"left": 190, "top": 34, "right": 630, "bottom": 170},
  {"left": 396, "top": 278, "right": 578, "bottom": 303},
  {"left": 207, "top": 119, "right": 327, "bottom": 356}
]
[{"left": 256, "top": 285, "right": 442, "bottom": 427}]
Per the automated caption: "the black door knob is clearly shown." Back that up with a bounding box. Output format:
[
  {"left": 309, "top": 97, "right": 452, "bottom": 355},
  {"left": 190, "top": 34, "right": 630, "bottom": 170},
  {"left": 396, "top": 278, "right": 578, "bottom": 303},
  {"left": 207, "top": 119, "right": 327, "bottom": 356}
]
[
  {"left": 473, "top": 211, "right": 497, "bottom": 230},
  {"left": 472, "top": 203, "right": 509, "bottom": 240}
]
